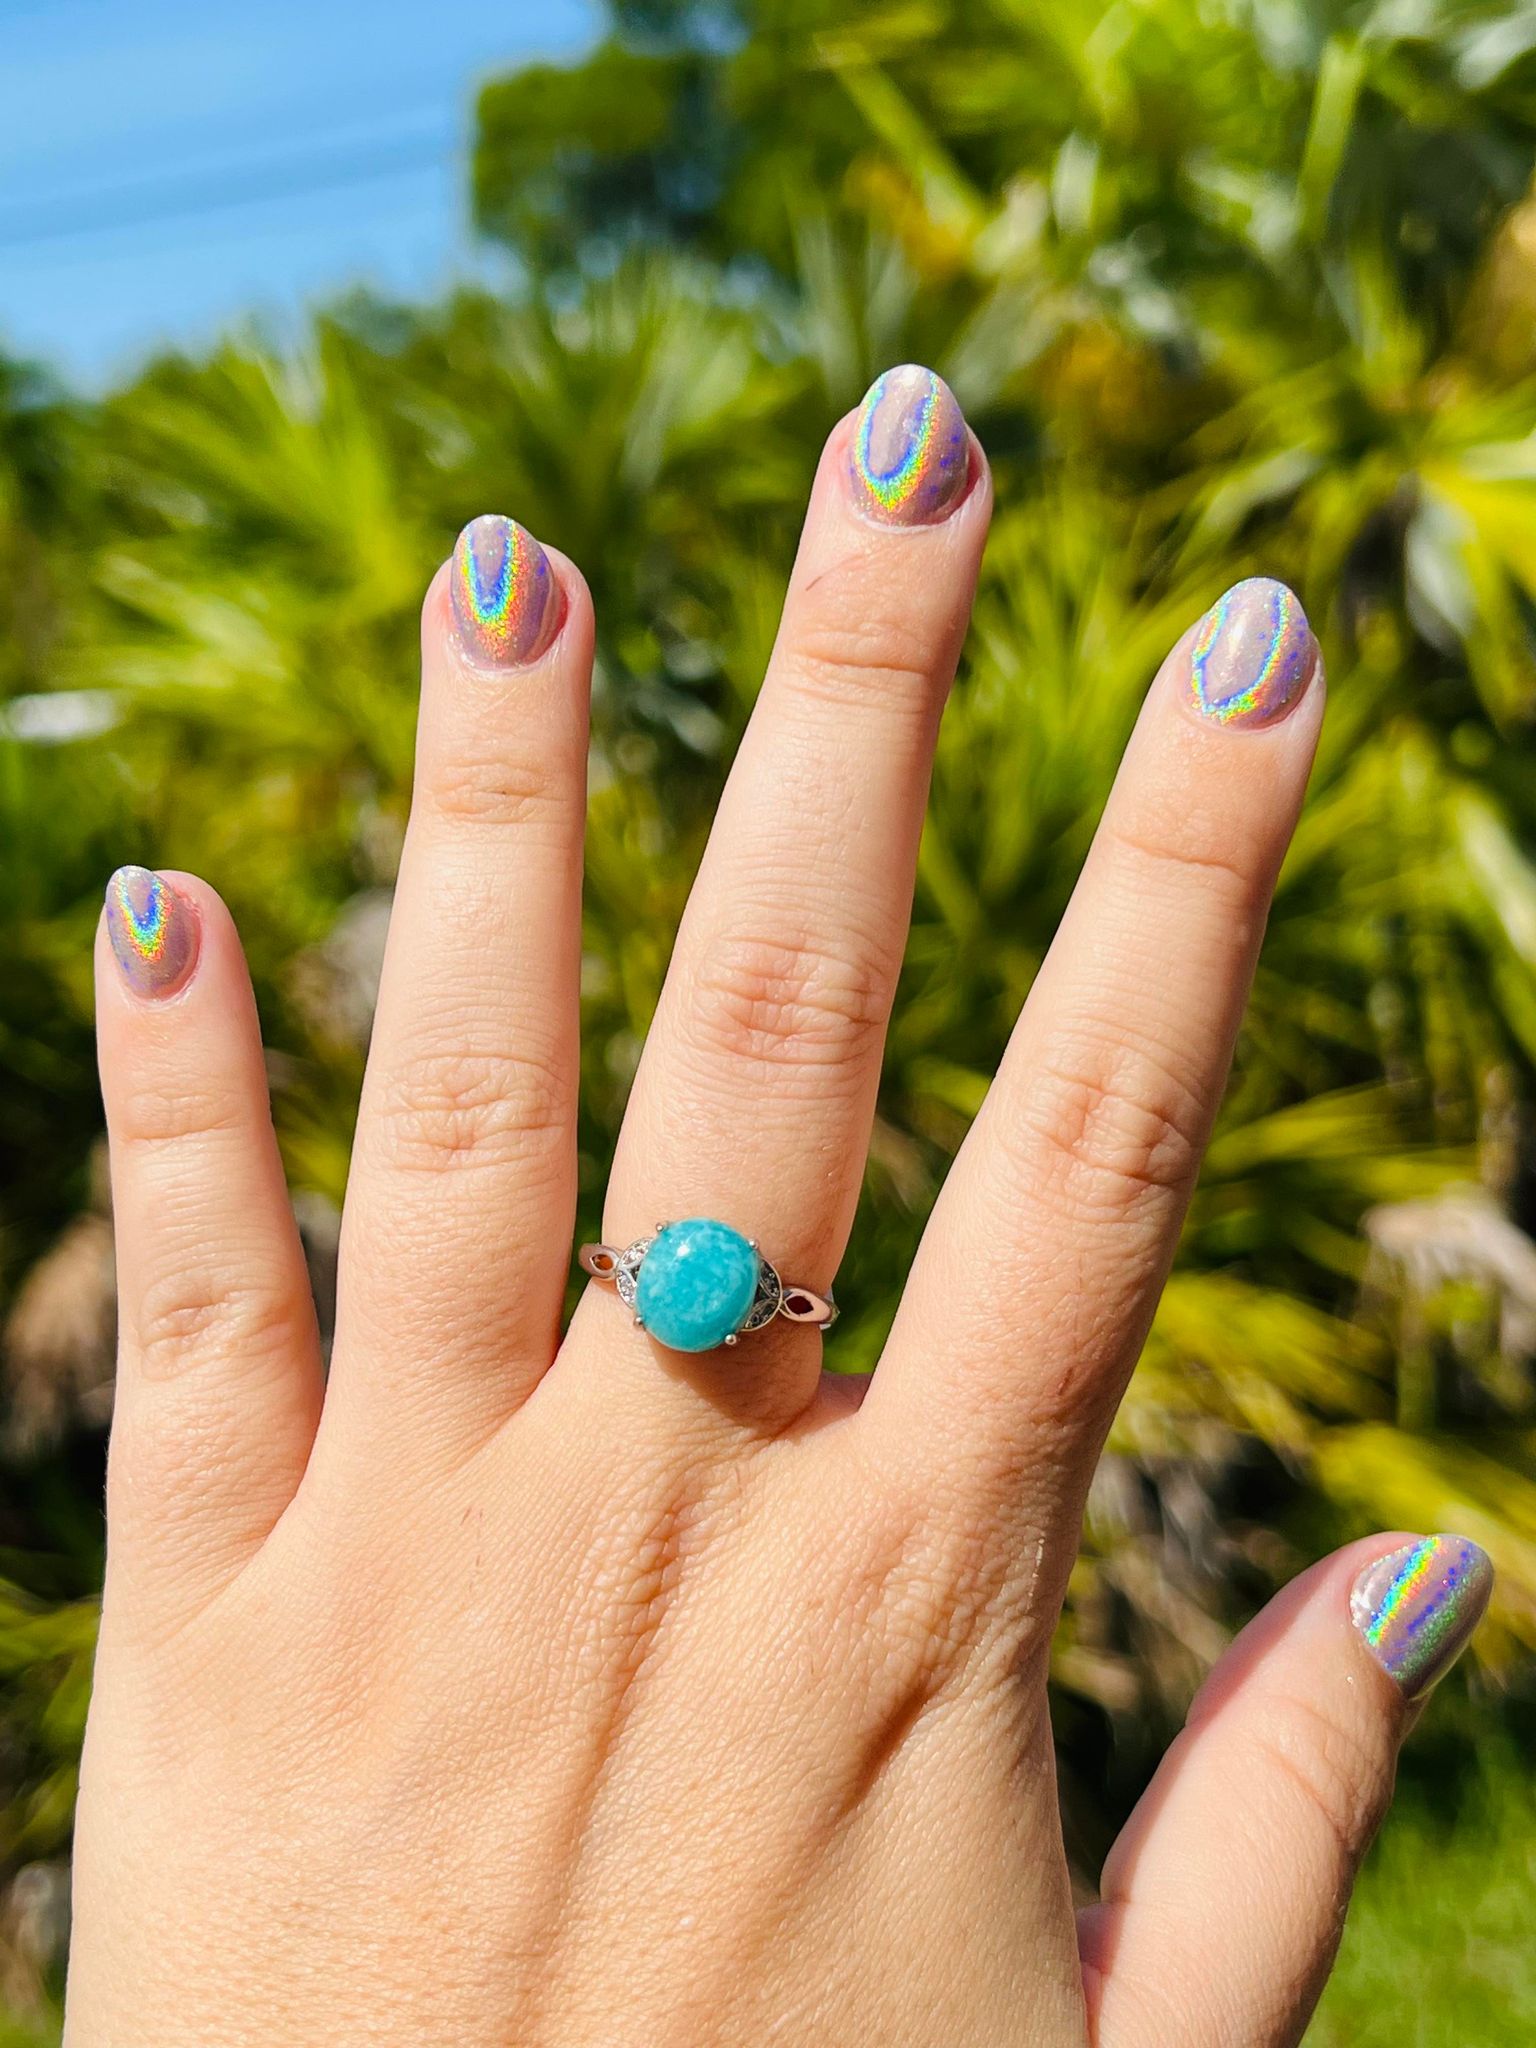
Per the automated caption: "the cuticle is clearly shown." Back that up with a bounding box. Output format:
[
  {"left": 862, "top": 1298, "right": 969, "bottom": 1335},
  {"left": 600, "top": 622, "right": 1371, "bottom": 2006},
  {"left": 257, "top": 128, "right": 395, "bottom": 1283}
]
[
  {"left": 844, "top": 434, "right": 980, "bottom": 533},
  {"left": 454, "top": 575, "right": 568, "bottom": 674}
]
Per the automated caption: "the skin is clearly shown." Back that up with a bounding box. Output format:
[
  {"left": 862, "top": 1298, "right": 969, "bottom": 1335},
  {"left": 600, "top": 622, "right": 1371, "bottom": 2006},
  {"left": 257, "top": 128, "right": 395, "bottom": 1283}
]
[{"left": 69, "top": 395, "right": 1445, "bottom": 2048}]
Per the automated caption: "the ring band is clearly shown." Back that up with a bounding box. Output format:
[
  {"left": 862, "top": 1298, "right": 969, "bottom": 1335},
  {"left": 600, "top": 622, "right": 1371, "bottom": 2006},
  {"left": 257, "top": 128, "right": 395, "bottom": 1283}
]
[{"left": 579, "top": 1217, "right": 837, "bottom": 1354}]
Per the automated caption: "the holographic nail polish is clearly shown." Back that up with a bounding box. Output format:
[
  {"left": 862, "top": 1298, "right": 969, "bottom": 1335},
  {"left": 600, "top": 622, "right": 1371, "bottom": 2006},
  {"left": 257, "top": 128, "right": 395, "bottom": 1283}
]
[
  {"left": 1350, "top": 1535, "right": 1493, "bottom": 1699},
  {"left": 449, "top": 514, "right": 558, "bottom": 668},
  {"left": 1187, "top": 577, "right": 1317, "bottom": 730},
  {"left": 104, "top": 866, "right": 200, "bottom": 1000},
  {"left": 848, "top": 364, "right": 970, "bottom": 527}
]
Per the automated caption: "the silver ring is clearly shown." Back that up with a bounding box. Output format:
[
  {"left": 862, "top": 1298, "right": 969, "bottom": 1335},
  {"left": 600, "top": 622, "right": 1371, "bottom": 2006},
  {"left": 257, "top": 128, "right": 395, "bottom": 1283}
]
[{"left": 579, "top": 1217, "right": 837, "bottom": 1354}]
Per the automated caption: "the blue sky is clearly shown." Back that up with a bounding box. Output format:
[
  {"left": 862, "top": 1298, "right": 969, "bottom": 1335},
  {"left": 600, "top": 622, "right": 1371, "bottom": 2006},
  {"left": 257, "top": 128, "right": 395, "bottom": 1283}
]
[{"left": 0, "top": 0, "right": 593, "bottom": 387}]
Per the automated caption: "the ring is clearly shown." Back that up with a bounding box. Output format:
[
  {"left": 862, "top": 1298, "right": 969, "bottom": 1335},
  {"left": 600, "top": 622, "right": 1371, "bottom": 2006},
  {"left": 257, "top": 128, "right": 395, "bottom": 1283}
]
[{"left": 579, "top": 1217, "right": 837, "bottom": 1354}]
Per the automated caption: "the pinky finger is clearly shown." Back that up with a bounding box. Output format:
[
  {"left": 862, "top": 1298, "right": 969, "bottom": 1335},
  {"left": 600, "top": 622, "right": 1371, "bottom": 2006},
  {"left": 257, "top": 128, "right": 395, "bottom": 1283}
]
[
  {"left": 96, "top": 868, "right": 322, "bottom": 1626},
  {"left": 1079, "top": 1534, "right": 1493, "bottom": 2048}
]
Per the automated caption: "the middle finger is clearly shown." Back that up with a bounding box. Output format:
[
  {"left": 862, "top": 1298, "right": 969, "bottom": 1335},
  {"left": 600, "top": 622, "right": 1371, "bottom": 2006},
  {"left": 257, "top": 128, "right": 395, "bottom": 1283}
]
[{"left": 326, "top": 521, "right": 593, "bottom": 1450}]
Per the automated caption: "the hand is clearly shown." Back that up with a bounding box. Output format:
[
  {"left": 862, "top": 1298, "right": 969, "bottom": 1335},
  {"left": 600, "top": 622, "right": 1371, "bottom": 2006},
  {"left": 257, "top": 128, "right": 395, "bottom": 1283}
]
[{"left": 69, "top": 366, "right": 1491, "bottom": 2047}]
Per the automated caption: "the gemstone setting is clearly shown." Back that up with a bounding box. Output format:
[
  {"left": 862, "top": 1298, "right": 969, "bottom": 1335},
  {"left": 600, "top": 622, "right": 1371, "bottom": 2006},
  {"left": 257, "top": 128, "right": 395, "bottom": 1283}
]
[{"left": 633, "top": 1218, "right": 764, "bottom": 1353}]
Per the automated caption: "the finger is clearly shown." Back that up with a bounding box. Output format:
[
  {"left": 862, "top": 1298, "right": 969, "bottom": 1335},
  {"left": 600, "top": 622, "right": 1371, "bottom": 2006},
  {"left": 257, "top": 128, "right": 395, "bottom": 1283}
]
[
  {"left": 328, "top": 518, "right": 592, "bottom": 1441},
  {"left": 592, "top": 367, "right": 988, "bottom": 1417},
  {"left": 871, "top": 580, "right": 1324, "bottom": 1500},
  {"left": 97, "top": 867, "right": 322, "bottom": 1620},
  {"left": 1079, "top": 1534, "right": 1493, "bottom": 2048}
]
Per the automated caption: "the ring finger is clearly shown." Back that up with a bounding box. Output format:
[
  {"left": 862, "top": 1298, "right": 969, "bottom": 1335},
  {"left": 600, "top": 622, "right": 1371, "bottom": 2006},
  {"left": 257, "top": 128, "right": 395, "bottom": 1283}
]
[{"left": 587, "top": 366, "right": 989, "bottom": 1423}]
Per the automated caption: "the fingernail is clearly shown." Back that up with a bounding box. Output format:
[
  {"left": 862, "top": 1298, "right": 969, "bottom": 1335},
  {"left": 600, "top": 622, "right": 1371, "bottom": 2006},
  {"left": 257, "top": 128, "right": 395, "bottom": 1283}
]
[
  {"left": 104, "top": 866, "right": 200, "bottom": 999},
  {"left": 449, "top": 513, "right": 559, "bottom": 668},
  {"left": 1186, "top": 577, "right": 1318, "bottom": 729},
  {"left": 848, "top": 364, "right": 970, "bottom": 526},
  {"left": 1350, "top": 1535, "right": 1493, "bottom": 1699}
]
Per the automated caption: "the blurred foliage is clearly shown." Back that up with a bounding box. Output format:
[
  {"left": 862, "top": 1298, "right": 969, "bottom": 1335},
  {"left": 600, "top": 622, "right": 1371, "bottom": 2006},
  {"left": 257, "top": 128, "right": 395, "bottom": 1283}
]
[
  {"left": 1310, "top": 1732, "right": 1536, "bottom": 2039},
  {"left": 3, "top": 0, "right": 1536, "bottom": 2032}
]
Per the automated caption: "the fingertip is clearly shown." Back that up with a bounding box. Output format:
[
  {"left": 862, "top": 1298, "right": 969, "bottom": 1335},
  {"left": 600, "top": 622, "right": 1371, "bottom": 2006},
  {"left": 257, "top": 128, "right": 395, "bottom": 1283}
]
[
  {"left": 1185, "top": 1534, "right": 1422, "bottom": 1733},
  {"left": 434, "top": 512, "right": 602, "bottom": 679},
  {"left": 425, "top": 526, "right": 593, "bottom": 680},
  {"left": 846, "top": 364, "right": 971, "bottom": 526},
  {"left": 96, "top": 868, "right": 262, "bottom": 1070},
  {"left": 99, "top": 866, "right": 204, "bottom": 1004},
  {"left": 1174, "top": 576, "right": 1322, "bottom": 734},
  {"left": 1350, "top": 1532, "right": 1494, "bottom": 1702},
  {"left": 818, "top": 394, "right": 990, "bottom": 539},
  {"left": 533, "top": 540, "right": 596, "bottom": 660}
]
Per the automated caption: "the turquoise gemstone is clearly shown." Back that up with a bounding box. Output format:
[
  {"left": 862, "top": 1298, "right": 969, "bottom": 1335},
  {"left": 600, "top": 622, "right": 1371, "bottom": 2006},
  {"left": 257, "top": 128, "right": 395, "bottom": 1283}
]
[{"left": 635, "top": 1218, "right": 760, "bottom": 1353}]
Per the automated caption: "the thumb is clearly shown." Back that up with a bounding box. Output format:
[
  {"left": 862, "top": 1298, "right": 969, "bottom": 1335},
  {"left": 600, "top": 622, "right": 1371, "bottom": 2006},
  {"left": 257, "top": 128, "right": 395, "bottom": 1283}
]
[{"left": 1078, "top": 1534, "right": 1493, "bottom": 2048}]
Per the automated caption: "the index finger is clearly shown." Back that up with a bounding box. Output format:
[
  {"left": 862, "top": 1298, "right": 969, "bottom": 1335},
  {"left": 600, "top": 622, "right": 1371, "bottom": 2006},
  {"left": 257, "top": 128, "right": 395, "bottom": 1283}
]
[{"left": 866, "top": 579, "right": 1324, "bottom": 1521}]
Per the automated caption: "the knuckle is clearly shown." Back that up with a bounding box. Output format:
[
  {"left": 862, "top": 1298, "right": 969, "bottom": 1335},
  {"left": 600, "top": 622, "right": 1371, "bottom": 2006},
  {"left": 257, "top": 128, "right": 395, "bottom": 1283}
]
[
  {"left": 568, "top": 1476, "right": 723, "bottom": 1708},
  {"left": 1106, "top": 816, "right": 1260, "bottom": 915},
  {"left": 113, "top": 1077, "right": 246, "bottom": 1155},
  {"left": 797, "top": 1499, "right": 1036, "bottom": 1812},
  {"left": 1245, "top": 1691, "right": 1396, "bottom": 1878},
  {"left": 420, "top": 742, "right": 569, "bottom": 837},
  {"left": 596, "top": 1493, "right": 696, "bottom": 1686},
  {"left": 843, "top": 1483, "right": 1021, "bottom": 1693},
  {"left": 109, "top": 1412, "right": 250, "bottom": 1540},
  {"left": 685, "top": 927, "right": 892, "bottom": 1081},
  {"left": 368, "top": 1042, "right": 568, "bottom": 1178},
  {"left": 1016, "top": 1033, "right": 1207, "bottom": 1221},
  {"left": 785, "top": 585, "right": 943, "bottom": 709},
  {"left": 132, "top": 1266, "right": 309, "bottom": 1383}
]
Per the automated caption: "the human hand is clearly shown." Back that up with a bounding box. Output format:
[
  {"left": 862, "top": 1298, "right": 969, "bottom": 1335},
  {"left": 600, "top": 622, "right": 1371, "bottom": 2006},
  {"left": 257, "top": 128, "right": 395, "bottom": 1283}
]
[{"left": 69, "top": 367, "right": 1491, "bottom": 2047}]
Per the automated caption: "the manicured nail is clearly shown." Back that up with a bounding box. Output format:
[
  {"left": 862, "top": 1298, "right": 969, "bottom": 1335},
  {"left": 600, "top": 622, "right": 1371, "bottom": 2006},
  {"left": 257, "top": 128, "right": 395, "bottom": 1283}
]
[
  {"left": 1350, "top": 1535, "right": 1493, "bottom": 1699},
  {"left": 104, "top": 866, "right": 200, "bottom": 999},
  {"left": 449, "top": 514, "right": 558, "bottom": 668},
  {"left": 1186, "top": 577, "right": 1318, "bottom": 729},
  {"left": 848, "top": 364, "right": 970, "bottom": 526}
]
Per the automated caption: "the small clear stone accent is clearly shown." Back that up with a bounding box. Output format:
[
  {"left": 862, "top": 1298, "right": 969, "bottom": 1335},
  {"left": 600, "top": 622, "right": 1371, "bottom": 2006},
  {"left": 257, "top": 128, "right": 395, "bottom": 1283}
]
[
  {"left": 613, "top": 1236, "right": 654, "bottom": 1308},
  {"left": 738, "top": 1258, "right": 783, "bottom": 1332}
]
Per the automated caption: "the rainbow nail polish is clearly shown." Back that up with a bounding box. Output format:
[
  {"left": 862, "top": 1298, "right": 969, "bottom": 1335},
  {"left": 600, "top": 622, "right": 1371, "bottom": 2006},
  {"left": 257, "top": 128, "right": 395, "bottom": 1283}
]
[
  {"left": 1187, "top": 577, "right": 1317, "bottom": 729},
  {"left": 849, "top": 365, "right": 969, "bottom": 526},
  {"left": 449, "top": 514, "right": 558, "bottom": 668},
  {"left": 104, "top": 866, "right": 199, "bottom": 999},
  {"left": 1350, "top": 1535, "right": 1493, "bottom": 1699}
]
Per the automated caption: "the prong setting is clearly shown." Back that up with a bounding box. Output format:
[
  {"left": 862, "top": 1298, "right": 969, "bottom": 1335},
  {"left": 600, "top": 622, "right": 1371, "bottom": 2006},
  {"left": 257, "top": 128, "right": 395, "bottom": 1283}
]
[{"left": 577, "top": 1222, "right": 839, "bottom": 1348}]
